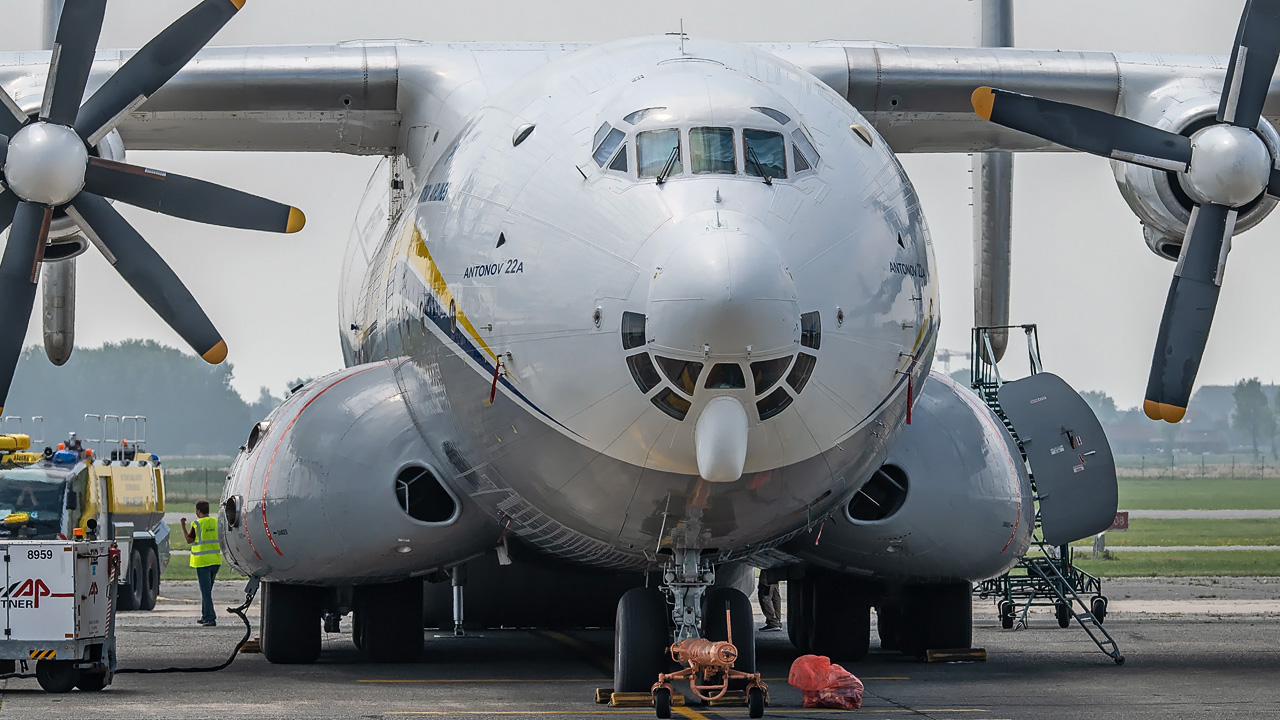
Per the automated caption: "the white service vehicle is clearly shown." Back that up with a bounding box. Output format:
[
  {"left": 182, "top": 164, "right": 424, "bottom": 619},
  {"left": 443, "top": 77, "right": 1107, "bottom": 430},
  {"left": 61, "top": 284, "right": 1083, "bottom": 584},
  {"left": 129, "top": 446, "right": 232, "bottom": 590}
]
[{"left": 0, "top": 539, "right": 118, "bottom": 693}]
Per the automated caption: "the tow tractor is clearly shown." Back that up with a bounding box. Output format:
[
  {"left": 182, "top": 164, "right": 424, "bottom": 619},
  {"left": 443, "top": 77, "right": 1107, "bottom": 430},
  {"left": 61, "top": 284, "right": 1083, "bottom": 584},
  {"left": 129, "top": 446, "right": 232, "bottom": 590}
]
[{"left": 0, "top": 419, "right": 170, "bottom": 611}]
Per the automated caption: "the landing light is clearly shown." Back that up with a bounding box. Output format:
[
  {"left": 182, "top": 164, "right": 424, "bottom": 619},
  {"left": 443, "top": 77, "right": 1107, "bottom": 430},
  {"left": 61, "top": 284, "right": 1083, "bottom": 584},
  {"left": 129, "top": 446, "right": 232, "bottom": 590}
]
[{"left": 395, "top": 545, "right": 413, "bottom": 554}]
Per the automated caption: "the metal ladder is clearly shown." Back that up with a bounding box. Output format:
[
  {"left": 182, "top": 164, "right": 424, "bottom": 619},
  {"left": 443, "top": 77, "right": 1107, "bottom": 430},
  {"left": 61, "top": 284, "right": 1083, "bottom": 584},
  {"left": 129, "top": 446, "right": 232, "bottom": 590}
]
[{"left": 1024, "top": 542, "right": 1125, "bottom": 665}]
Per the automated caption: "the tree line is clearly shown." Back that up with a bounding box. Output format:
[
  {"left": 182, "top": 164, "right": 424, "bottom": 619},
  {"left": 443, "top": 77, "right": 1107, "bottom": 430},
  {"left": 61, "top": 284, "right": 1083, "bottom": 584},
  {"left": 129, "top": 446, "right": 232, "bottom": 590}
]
[{"left": 1, "top": 341, "right": 303, "bottom": 456}]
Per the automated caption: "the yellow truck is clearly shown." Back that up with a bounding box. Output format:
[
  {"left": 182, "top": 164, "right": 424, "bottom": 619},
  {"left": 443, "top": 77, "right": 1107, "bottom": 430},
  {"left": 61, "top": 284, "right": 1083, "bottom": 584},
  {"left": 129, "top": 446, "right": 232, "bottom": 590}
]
[{"left": 1, "top": 433, "right": 169, "bottom": 611}]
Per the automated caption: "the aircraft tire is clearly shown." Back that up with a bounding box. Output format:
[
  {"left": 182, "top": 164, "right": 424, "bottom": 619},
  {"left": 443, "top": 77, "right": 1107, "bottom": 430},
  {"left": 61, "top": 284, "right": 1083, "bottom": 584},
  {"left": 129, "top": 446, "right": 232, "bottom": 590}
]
[
  {"left": 116, "top": 547, "right": 144, "bottom": 611},
  {"left": 786, "top": 577, "right": 812, "bottom": 653},
  {"left": 357, "top": 579, "right": 425, "bottom": 663},
  {"left": 806, "top": 573, "right": 870, "bottom": 661},
  {"left": 876, "top": 604, "right": 904, "bottom": 651},
  {"left": 139, "top": 546, "right": 160, "bottom": 611},
  {"left": 903, "top": 582, "right": 972, "bottom": 655},
  {"left": 613, "top": 587, "right": 669, "bottom": 694},
  {"left": 702, "top": 587, "right": 756, "bottom": 677},
  {"left": 260, "top": 581, "right": 322, "bottom": 664}
]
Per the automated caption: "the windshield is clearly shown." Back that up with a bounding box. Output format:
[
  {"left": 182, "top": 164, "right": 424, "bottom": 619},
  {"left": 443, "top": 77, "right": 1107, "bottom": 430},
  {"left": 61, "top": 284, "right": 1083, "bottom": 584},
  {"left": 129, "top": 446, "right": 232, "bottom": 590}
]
[
  {"left": 0, "top": 470, "right": 66, "bottom": 539},
  {"left": 638, "top": 129, "right": 682, "bottom": 178},
  {"left": 690, "top": 127, "right": 736, "bottom": 175},
  {"left": 744, "top": 129, "right": 787, "bottom": 179}
]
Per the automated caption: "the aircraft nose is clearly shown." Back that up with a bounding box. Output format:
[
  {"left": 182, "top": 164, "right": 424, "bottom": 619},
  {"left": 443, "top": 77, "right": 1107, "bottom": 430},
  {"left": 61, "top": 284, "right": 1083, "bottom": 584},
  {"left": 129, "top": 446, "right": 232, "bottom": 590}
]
[{"left": 647, "top": 220, "right": 799, "bottom": 360}]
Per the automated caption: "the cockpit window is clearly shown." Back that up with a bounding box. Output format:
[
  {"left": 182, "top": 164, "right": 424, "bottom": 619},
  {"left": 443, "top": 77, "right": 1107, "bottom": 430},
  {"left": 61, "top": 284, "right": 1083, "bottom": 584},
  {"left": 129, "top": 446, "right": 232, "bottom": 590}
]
[
  {"left": 800, "top": 311, "right": 821, "bottom": 350},
  {"left": 792, "top": 129, "right": 820, "bottom": 169},
  {"left": 786, "top": 353, "right": 817, "bottom": 394},
  {"left": 625, "top": 107, "right": 668, "bottom": 124},
  {"left": 752, "top": 107, "right": 792, "bottom": 125},
  {"left": 609, "top": 143, "right": 629, "bottom": 172},
  {"left": 621, "top": 312, "right": 647, "bottom": 350},
  {"left": 690, "top": 127, "right": 736, "bottom": 175},
  {"left": 627, "top": 353, "right": 662, "bottom": 393},
  {"left": 744, "top": 129, "right": 787, "bottom": 180},
  {"left": 704, "top": 363, "right": 746, "bottom": 390},
  {"left": 593, "top": 126, "right": 625, "bottom": 167},
  {"left": 750, "top": 357, "right": 791, "bottom": 395},
  {"left": 756, "top": 387, "right": 794, "bottom": 421},
  {"left": 652, "top": 388, "right": 692, "bottom": 421},
  {"left": 656, "top": 357, "right": 704, "bottom": 396},
  {"left": 638, "top": 129, "right": 682, "bottom": 179}
]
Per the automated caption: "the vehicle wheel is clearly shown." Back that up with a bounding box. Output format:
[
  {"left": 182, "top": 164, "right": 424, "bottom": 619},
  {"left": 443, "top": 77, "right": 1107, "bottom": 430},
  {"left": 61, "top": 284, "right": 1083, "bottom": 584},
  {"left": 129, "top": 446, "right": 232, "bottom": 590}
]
[
  {"left": 702, "top": 587, "right": 755, "bottom": 675},
  {"left": 260, "top": 581, "right": 322, "bottom": 664},
  {"left": 654, "top": 687, "right": 672, "bottom": 719},
  {"left": 1056, "top": 602, "right": 1072, "bottom": 629},
  {"left": 807, "top": 573, "right": 870, "bottom": 661},
  {"left": 75, "top": 670, "right": 108, "bottom": 692},
  {"left": 999, "top": 601, "right": 1015, "bottom": 630},
  {"left": 614, "top": 587, "right": 670, "bottom": 694},
  {"left": 748, "top": 686, "right": 766, "bottom": 719},
  {"left": 36, "top": 661, "right": 77, "bottom": 693},
  {"left": 356, "top": 578, "right": 425, "bottom": 662},
  {"left": 901, "top": 583, "right": 972, "bottom": 656},
  {"left": 1091, "top": 596, "right": 1108, "bottom": 624},
  {"left": 139, "top": 546, "right": 161, "bottom": 611},
  {"left": 116, "top": 547, "right": 144, "bottom": 611},
  {"left": 786, "top": 578, "right": 811, "bottom": 653}
]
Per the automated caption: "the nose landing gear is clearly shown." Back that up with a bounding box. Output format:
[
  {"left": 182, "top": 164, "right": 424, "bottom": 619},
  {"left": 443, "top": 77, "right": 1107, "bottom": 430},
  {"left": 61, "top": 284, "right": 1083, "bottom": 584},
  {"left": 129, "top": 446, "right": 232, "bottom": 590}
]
[{"left": 651, "top": 604, "right": 770, "bottom": 718}]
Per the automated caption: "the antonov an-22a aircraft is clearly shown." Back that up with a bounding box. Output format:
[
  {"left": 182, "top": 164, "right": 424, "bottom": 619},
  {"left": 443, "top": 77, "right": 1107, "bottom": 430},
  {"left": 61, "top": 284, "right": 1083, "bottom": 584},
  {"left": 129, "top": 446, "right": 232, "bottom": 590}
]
[{"left": 2, "top": 0, "right": 1277, "bottom": 684}]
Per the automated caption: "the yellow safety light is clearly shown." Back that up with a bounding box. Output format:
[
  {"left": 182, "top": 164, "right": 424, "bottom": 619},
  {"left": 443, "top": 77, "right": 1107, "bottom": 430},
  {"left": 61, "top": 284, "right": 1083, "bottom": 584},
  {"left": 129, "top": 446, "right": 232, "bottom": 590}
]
[{"left": 0, "top": 434, "right": 32, "bottom": 452}]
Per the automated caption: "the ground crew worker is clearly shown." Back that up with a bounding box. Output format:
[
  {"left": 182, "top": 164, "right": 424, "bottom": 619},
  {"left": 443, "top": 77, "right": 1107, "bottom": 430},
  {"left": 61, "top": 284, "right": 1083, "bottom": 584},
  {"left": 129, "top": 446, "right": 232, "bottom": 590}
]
[
  {"left": 182, "top": 500, "right": 222, "bottom": 626},
  {"left": 757, "top": 574, "right": 782, "bottom": 632}
]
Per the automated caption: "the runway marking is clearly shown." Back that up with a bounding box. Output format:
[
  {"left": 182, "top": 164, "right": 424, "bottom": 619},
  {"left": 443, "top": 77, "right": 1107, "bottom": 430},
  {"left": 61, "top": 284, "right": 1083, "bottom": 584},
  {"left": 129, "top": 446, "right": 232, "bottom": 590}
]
[
  {"left": 360, "top": 678, "right": 603, "bottom": 684},
  {"left": 675, "top": 705, "right": 713, "bottom": 720},
  {"left": 533, "top": 630, "right": 615, "bottom": 676}
]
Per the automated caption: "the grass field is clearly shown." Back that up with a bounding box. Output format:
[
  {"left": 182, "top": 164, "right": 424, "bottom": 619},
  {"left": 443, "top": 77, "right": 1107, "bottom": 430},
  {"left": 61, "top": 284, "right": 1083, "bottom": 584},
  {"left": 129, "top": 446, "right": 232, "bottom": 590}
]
[
  {"left": 159, "top": 523, "right": 245, "bottom": 582},
  {"left": 1073, "top": 550, "right": 1280, "bottom": 577},
  {"left": 1071, "top": 518, "right": 1280, "bottom": 547},
  {"left": 1118, "top": 478, "right": 1280, "bottom": 510}
]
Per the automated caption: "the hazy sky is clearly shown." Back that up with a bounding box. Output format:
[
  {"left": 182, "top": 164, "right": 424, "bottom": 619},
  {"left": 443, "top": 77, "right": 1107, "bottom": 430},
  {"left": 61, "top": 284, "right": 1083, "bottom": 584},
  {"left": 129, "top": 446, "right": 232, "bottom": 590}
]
[{"left": 0, "top": 1, "right": 1273, "bottom": 409}]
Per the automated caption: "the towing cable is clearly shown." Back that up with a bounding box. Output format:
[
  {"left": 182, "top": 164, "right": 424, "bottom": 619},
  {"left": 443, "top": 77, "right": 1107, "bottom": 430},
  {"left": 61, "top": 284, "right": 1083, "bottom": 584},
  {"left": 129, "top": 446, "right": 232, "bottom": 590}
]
[{"left": 0, "top": 578, "right": 261, "bottom": 681}]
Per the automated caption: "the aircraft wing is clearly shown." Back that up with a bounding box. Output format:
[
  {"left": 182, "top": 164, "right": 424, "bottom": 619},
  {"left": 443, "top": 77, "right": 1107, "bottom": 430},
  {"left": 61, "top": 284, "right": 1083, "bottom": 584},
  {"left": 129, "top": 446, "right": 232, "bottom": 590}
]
[{"left": 0, "top": 41, "right": 1257, "bottom": 156}]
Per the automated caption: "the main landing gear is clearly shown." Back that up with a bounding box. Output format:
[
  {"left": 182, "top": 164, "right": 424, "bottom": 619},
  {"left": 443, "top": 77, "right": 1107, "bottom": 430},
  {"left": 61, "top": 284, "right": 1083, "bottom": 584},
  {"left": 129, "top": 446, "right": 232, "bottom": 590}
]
[
  {"left": 260, "top": 578, "right": 425, "bottom": 664},
  {"left": 613, "top": 551, "right": 767, "bottom": 718}
]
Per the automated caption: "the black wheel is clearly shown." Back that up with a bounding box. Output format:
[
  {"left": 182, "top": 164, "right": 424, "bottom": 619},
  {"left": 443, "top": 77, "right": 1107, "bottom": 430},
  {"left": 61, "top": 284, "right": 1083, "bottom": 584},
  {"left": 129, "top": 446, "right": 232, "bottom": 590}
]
[
  {"left": 999, "top": 601, "right": 1015, "bottom": 630},
  {"left": 260, "top": 581, "right": 322, "bottom": 664},
  {"left": 901, "top": 583, "right": 972, "bottom": 656},
  {"left": 876, "top": 604, "right": 904, "bottom": 650},
  {"left": 116, "top": 547, "right": 144, "bottom": 611},
  {"left": 352, "top": 608, "right": 366, "bottom": 651},
  {"left": 36, "top": 661, "right": 77, "bottom": 693},
  {"left": 356, "top": 578, "right": 425, "bottom": 662},
  {"left": 1091, "top": 596, "right": 1108, "bottom": 624},
  {"left": 807, "top": 573, "right": 870, "bottom": 661},
  {"left": 1056, "top": 602, "right": 1072, "bottom": 629},
  {"left": 702, "top": 587, "right": 755, "bottom": 675},
  {"left": 614, "top": 587, "right": 670, "bottom": 694},
  {"left": 139, "top": 546, "right": 161, "bottom": 611},
  {"left": 786, "top": 578, "right": 811, "bottom": 653},
  {"left": 748, "top": 687, "right": 765, "bottom": 719},
  {"left": 75, "top": 670, "right": 108, "bottom": 692},
  {"left": 654, "top": 687, "right": 672, "bottom": 719}
]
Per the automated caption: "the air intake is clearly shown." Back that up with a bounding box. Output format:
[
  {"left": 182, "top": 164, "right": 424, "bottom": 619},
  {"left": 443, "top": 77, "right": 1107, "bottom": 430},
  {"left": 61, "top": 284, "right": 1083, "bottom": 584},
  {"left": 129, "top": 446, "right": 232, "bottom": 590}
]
[
  {"left": 847, "top": 464, "right": 909, "bottom": 522},
  {"left": 394, "top": 465, "right": 456, "bottom": 523}
]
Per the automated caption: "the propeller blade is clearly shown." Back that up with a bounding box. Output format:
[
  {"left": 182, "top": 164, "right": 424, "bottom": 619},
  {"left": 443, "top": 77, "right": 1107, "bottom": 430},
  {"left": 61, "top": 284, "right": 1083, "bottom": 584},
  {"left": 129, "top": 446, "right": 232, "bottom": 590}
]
[
  {"left": 0, "top": 190, "right": 17, "bottom": 233},
  {"left": 83, "top": 158, "right": 305, "bottom": 234},
  {"left": 1218, "top": 0, "right": 1280, "bottom": 128},
  {"left": 0, "top": 202, "right": 53, "bottom": 413},
  {"left": 42, "top": 0, "right": 108, "bottom": 126},
  {"left": 74, "top": 0, "right": 245, "bottom": 144},
  {"left": 66, "top": 192, "right": 227, "bottom": 364},
  {"left": 972, "top": 87, "right": 1193, "bottom": 172},
  {"left": 1144, "top": 204, "right": 1238, "bottom": 423},
  {"left": 0, "top": 86, "right": 25, "bottom": 136},
  {"left": 0, "top": 132, "right": 8, "bottom": 165}
]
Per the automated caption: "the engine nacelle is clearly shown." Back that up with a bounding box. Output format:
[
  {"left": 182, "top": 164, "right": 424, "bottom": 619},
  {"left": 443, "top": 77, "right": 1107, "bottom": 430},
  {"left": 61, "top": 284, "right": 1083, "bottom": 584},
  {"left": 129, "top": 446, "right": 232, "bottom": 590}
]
[
  {"left": 782, "top": 372, "right": 1032, "bottom": 584},
  {"left": 1112, "top": 86, "right": 1279, "bottom": 261}
]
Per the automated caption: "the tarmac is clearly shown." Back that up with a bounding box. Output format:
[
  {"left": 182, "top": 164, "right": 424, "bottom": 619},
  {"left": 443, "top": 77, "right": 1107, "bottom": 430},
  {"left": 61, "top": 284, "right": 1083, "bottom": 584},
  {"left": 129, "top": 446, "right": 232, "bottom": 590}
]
[{"left": 2, "top": 578, "right": 1278, "bottom": 719}]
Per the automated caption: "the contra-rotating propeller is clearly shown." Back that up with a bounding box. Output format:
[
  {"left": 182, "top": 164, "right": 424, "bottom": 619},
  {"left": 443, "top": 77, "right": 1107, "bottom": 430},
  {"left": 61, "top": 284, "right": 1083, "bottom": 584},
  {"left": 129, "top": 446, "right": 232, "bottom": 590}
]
[
  {"left": 0, "top": 0, "right": 304, "bottom": 414},
  {"left": 971, "top": 0, "right": 1280, "bottom": 424}
]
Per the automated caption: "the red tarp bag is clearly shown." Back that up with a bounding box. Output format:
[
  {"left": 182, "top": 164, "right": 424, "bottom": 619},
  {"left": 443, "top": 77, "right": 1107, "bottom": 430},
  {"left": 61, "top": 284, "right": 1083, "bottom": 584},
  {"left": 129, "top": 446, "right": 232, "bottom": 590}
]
[{"left": 787, "top": 654, "right": 864, "bottom": 710}]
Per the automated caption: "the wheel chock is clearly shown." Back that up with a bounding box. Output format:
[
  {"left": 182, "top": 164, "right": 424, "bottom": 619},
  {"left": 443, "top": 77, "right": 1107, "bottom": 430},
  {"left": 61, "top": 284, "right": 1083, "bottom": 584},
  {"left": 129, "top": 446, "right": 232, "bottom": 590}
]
[
  {"left": 595, "top": 688, "right": 612, "bottom": 704},
  {"left": 925, "top": 648, "right": 987, "bottom": 663},
  {"left": 608, "top": 691, "right": 686, "bottom": 708},
  {"left": 239, "top": 637, "right": 262, "bottom": 654}
]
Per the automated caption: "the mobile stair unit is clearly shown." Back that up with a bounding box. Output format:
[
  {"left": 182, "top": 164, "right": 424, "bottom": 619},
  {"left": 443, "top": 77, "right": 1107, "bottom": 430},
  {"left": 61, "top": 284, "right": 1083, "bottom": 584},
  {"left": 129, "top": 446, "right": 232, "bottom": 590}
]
[{"left": 968, "top": 325, "right": 1125, "bottom": 664}]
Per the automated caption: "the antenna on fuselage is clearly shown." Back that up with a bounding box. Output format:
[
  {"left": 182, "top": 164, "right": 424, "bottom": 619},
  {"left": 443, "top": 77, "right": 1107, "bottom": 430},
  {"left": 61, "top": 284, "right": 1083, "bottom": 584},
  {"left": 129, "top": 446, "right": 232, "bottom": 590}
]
[{"left": 666, "top": 19, "right": 687, "bottom": 55}]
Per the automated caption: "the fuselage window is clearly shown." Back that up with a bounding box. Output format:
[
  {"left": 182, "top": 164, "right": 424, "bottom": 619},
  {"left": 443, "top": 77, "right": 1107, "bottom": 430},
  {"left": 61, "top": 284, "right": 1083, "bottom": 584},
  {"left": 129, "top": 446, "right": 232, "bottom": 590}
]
[
  {"left": 638, "top": 129, "right": 683, "bottom": 179},
  {"left": 750, "top": 357, "right": 791, "bottom": 396},
  {"left": 704, "top": 362, "right": 747, "bottom": 390},
  {"left": 786, "top": 352, "right": 817, "bottom": 394},
  {"left": 793, "top": 145, "right": 811, "bottom": 173},
  {"left": 627, "top": 353, "right": 662, "bottom": 393},
  {"left": 800, "top": 311, "right": 821, "bottom": 350},
  {"left": 594, "top": 127, "right": 625, "bottom": 167},
  {"left": 656, "top": 356, "right": 704, "bottom": 396},
  {"left": 652, "top": 388, "right": 692, "bottom": 421},
  {"left": 608, "top": 143, "right": 629, "bottom": 172},
  {"left": 756, "top": 387, "right": 794, "bottom": 421},
  {"left": 744, "top": 129, "right": 787, "bottom": 180},
  {"left": 689, "top": 127, "right": 736, "bottom": 175},
  {"left": 792, "top": 129, "right": 820, "bottom": 168},
  {"left": 752, "top": 107, "right": 792, "bottom": 125},
  {"left": 621, "top": 312, "right": 647, "bottom": 350},
  {"left": 625, "top": 107, "right": 668, "bottom": 124}
]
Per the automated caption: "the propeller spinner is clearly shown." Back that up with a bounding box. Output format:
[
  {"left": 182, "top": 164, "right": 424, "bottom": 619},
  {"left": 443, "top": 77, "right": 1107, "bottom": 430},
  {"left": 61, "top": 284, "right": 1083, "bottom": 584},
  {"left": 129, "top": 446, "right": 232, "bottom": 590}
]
[
  {"left": 0, "top": 0, "right": 303, "bottom": 414},
  {"left": 971, "top": 0, "right": 1280, "bottom": 423}
]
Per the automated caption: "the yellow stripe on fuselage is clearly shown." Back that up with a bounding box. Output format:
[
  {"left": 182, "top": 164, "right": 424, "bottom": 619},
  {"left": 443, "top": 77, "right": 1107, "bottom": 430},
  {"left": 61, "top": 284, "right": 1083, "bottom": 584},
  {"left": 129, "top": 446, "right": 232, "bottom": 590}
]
[{"left": 393, "top": 221, "right": 499, "bottom": 363}]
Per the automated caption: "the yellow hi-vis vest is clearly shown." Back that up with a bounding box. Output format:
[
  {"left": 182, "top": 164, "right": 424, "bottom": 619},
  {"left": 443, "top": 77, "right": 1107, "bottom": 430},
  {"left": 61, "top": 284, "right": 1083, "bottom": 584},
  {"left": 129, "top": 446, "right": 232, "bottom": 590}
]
[{"left": 189, "top": 516, "right": 222, "bottom": 568}]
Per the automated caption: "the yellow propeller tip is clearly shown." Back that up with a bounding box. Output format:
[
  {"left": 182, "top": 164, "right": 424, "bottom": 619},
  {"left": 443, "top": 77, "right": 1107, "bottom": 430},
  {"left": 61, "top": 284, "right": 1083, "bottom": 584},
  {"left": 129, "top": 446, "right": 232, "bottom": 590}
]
[
  {"left": 287, "top": 207, "right": 306, "bottom": 234},
  {"left": 230, "top": 0, "right": 247, "bottom": 9},
  {"left": 1143, "top": 399, "right": 1186, "bottom": 423},
  {"left": 972, "top": 87, "right": 995, "bottom": 121},
  {"left": 202, "top": 340, "right": 229, "bottom": 365}
]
